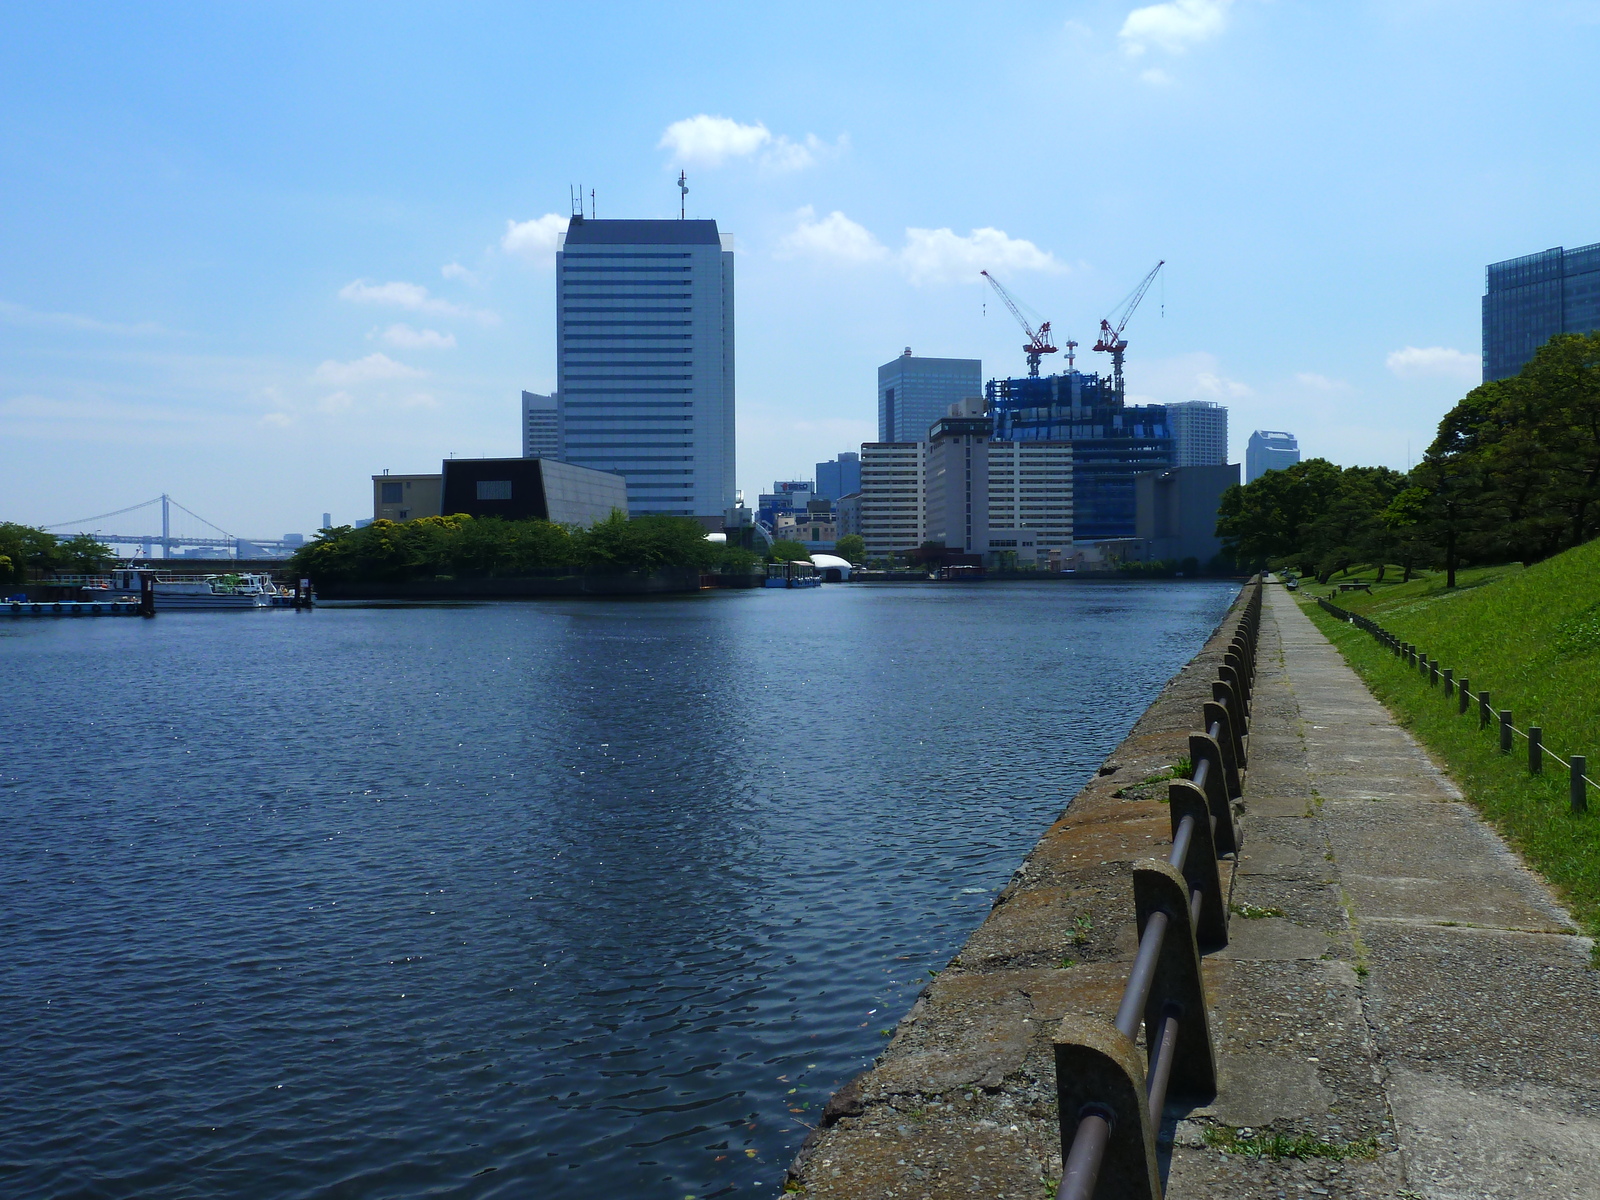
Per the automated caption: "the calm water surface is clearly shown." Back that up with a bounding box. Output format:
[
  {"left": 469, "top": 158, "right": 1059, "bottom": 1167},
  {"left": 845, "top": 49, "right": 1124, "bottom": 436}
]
[{"left": 1, "top": 580, "right": 1234, "bottom": 1198}]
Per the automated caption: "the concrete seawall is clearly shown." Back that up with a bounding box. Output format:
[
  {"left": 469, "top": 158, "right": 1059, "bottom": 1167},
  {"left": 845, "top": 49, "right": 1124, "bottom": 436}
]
[
  {"left": 790, "top": 580, "right": 1600, "bottom": 1200},
  {"left": 785, "top": 585, "right": 1251, "bottom": 1195}
]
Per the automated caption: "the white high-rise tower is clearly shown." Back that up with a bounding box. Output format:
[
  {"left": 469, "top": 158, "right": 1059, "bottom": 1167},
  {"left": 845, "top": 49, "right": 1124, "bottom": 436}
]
[{"left": 556, "top": 216, "right": 735, "bottom": 523}]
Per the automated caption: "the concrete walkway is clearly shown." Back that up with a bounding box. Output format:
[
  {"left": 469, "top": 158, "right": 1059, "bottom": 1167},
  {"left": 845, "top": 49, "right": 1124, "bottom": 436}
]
[{"left": 1167, "top": 584, "right": 1600, "bottom": 1199}]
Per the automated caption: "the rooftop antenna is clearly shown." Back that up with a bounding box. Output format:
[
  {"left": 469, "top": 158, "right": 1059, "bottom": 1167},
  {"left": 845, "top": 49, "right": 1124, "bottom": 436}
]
[
  {"left": 590, "top": 188, "right": 595, "bottom": 219},
  {"left": 678, "top": 170, "right": 688, "bottom": 219}
]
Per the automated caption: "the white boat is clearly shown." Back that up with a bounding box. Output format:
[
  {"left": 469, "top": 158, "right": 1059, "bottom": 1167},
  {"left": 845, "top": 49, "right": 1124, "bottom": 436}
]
[{"left": 149, "top": 573, "right": 277, "bottom": 609}]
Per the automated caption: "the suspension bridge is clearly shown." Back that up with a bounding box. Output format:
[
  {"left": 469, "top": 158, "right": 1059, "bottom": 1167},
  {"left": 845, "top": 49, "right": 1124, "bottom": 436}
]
[{"left": 43, "top": 495, "right": 307, "bottom": 558}]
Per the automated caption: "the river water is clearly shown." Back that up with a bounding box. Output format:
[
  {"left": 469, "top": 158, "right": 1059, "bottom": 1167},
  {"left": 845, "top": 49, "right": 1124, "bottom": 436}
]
[{"left": 1, "top": 580, "right": 1234, "bottom": 1199}]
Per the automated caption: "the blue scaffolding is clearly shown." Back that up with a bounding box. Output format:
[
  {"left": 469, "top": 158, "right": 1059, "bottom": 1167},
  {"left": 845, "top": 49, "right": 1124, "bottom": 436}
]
[{"left": 986, "top": 372, "right": 1173, "bottom": 542}]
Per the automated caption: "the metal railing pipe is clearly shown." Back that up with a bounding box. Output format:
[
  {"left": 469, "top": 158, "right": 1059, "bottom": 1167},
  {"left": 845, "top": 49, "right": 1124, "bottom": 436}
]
[{"left": 1059, "top": 1111, "right": 1112, "bottom": 1200}]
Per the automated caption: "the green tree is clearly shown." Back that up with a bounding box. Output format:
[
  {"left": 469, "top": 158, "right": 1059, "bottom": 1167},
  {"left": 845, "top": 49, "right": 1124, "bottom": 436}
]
[
  {"left": 0, "top": 522, "right": 62, "bottom": 584},
  {"left": 56, "top": 533, "right": 117, "bottom": 573},
  {"left": 834, "top": 533, "right": 866, "bottom": 562},
  {"left": 1214, "top": 459, "right": 1344, "bottom": 573},
  {"left": 767, "top": 539, "right": 810, "bottom": 563}
]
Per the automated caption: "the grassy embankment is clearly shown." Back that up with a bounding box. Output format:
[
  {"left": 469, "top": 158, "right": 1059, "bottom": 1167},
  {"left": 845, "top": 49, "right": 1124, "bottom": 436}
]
[{"left": 1295, "top": 539, "right": 1600, "bottom": 939}]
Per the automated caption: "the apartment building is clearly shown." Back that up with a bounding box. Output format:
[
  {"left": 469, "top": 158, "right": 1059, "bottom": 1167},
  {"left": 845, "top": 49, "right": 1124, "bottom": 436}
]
[{"left": 857, "top": 442, "right": 924, "bottom": 561}]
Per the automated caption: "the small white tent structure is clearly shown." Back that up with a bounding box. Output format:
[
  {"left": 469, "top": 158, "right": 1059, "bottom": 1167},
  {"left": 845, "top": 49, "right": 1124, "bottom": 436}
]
[{"left": 810, "top": 553, "right": 852, "bottom": 582}]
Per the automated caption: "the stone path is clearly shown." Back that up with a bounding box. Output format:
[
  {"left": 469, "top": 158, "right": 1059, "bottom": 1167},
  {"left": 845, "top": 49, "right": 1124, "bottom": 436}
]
[{"left": 1166, "top": 584, "right": 1600, "bottom": 1199}]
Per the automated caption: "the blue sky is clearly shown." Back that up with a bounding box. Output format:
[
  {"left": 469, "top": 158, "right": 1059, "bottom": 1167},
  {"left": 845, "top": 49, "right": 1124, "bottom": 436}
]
[{"left": 3, "top": 1, "right": 1598, "bottom": 538}]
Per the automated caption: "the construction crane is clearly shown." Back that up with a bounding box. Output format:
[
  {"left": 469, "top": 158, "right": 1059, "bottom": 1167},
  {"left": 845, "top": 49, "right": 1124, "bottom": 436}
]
[
  {"left": 1093, "top": 260, "right": 1164, "bottom": 400},
  {"left": 981, "top": 270, "right": 1058, "bottom": 377}
]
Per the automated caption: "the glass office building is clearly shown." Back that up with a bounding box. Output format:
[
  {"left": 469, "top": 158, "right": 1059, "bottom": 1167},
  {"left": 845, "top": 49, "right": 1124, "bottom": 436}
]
[
  {"left": 556, "top": 216, "right": 735, "bottom": 520},
  {"left": 987, "top": 370, "right": 1171, "bottom": 542},
  {"left": 1482, "top": 241, "right": 1600, "bottom": 382},
  {"left": 877, "top": 351, "right": 982, "bottom": 442}
]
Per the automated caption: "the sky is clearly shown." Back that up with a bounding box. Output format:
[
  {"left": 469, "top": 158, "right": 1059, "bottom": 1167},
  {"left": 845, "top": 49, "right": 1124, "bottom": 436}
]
[{"left": 3, "top": 1, "right": 1599, "bottom": 539}]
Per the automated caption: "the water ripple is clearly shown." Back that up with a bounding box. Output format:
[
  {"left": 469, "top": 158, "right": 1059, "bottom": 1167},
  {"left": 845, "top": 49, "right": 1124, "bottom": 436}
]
[{"left": 0, "top": 580, "right": 1233, "bottom": 1197}]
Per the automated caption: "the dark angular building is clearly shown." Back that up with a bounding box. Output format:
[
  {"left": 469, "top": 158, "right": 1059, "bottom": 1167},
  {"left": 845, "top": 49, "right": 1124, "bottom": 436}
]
[
  {"left": 439, "top": 458, "right": 628, "bottom": 524},
  {"left": 986, "top": 371, "right": 1172, "bottom": 542},
  {"left": 1482, "top": 241, "right": 1600, "bottom": 381}
]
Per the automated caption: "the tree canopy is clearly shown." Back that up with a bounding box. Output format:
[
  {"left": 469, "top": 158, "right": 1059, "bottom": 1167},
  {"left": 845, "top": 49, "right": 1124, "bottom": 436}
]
[
  {"left": 289, "top": 511, "right": 756, "bottom": 584},
  {"left": 1215, "top": 332, "right": 1600, "bottom": 583},
  {"left": 0, "top": 523, "right": 115, "bottom": 584}
]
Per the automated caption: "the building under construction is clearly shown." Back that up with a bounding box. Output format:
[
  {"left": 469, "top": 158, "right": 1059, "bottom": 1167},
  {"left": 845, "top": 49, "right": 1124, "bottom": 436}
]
[{"left": 986, "top": 370, "right": 1172, "bottom": 542}]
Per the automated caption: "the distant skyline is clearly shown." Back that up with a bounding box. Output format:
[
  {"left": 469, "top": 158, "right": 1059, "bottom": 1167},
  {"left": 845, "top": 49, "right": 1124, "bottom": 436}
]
[{"left": 3, "top": 2, "right": 1599, "bottom": 536}]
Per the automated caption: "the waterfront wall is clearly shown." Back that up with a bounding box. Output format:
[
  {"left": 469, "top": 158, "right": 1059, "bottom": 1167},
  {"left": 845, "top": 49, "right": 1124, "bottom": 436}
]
[{"left": 786, "top": 584, "right": 1251, "bottom": 1196}]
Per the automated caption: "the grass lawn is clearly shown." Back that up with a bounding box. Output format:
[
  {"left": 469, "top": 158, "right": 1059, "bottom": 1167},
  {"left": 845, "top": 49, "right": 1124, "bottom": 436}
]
[{"left": 1294, "top": 537, "right": 1600, "bottom": 940}]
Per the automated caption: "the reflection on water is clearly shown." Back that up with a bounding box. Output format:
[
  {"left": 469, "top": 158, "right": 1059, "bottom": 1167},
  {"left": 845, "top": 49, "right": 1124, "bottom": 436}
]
[{"left": 0, "top": 580, "right": 1233, "bottom": 1198}]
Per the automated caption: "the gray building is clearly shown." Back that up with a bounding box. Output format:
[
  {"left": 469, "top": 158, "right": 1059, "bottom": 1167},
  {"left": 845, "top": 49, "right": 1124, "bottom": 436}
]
[
  {"left": 556, "top": 215, "right": 734, "bottom": 524},
  {"left": 522, "top": 390, "right": 559, "bottom": 459},
  {"left": 815, "top": 452, "right": 861, "bottom": 501},
  {"left": 1135, "top": 463, "right": 1240, "bottom": 565},
  {"left": 923, "top": 398, "right": 992, "bottom": 557},
  {"left": 1482, "top": 241, "right": 1600, "bottom": 382},
  {"left": 1165, "top": 400, "right": 1228, "bottom": 467},
  {"left": 877, "top": 349, "right": 982, "bottom": 443},
  {"left": 1245, "top": 430, "right": 1300, "bottom": 483}
]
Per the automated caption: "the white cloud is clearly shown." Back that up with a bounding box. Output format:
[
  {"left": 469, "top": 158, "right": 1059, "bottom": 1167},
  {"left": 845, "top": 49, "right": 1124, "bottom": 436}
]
[
  {"left": 657, "top": 115, "right": 842, "bottom": 171},
  {"left": 1386, "top": 345, "right": 1479, "bottom": 381},
  {"left": 312, "top": 353, "right": 424, "bottom": 385},
  {"left": 1119, "top": 0, "right": 1232, "bottom": 55},
  {"left": 1196, "top": 371, "right": 1253, "bottom": 398},
  {"left": 777, "top": 209, "right": 1063, "bottom": 284},
  {"left": 441, "top": 261, "right": 479, "bottom": 284},
  {"left": 500, "top": 214, "right": 569, "bottom": 264},
  {"left": 1294, "top": 371, "right": 1347, "bottom": 391},
  {"left": 777, "top": 207, "right": 890, "bottom": 263},
  {"left": 659, "top": 114, "right": 772, "bottom": 166},
  {"left": 900, "top": 226, "right": 1063, "bottom": 285},
  {"left": 380, "top": 323, "right": 456, "bottom": 350},
  {"left": 337, "top": 279, "right": 498, "bottom": 325}
]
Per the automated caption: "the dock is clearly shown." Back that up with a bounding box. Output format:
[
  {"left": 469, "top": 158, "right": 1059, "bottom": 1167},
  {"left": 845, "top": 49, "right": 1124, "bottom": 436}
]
[{"left": 5, "top": 599, "right": 147, "bottom": 618}]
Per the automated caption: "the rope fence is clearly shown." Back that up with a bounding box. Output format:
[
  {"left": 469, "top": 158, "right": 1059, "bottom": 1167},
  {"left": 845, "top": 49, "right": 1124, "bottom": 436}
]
[{"left": 1317, "top": 596, "right": 1593, "bottom": 813}]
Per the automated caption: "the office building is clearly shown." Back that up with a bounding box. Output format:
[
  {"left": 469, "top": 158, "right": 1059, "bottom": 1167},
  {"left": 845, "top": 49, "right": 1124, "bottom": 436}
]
[
  {"left": 1134, "top": 464, "right": 1240, "bottom": 565},
  {"left": 522, "top": 391, "right": 560, "bottom": 459},
  {"left": 1165, "top": 401, "right": 1228, "bottom": 467},
  {"left": 371, "top": 458, "right": 626, "bottom": 526},
  {"left": 815, "top": 452, "right": 861, "bottom": 501},
  {"left": 757, "top": 480, "right": 814, "bottom": 529},
  {"left": 987, "top": 440, "right": 1073, "bottom": 555},
  {"left": 1245, "top": 430, "right": 1300, "bottom": 483},
  {"left": 372, "top": 472, "right": 444, "bottom": 522},
  {"left": 858, "top": 442, "right": 924, "bottom": 561},
  {"left": 988, "top": 371, "right": 1172, "bottom": 542},
  {"left": 775, "top": 500, "right": 838, "bottom": 552},
  {"left": 1483, "top": 241, "right": 1600, "bottom": 381},
  {"left": 836, "top": 491, "right": 862, "bottom": 538},
  {"left": 923, "top": 398, "right": 992, "bottom": 557},
  {"left": 877, "top": 350, "right": 982, "bottom": 443},
  {"left": 556, "top": 215, "right": 735, "bottom": 524}
]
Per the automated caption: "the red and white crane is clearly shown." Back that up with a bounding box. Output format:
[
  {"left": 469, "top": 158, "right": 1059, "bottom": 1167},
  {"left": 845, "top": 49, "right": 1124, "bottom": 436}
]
[
  {"left": 1093, "top": 260, "right": 1164, "bottom": 400},
  {"left": 981, "top": 270, "right": 1060, "bottom": 378}
]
